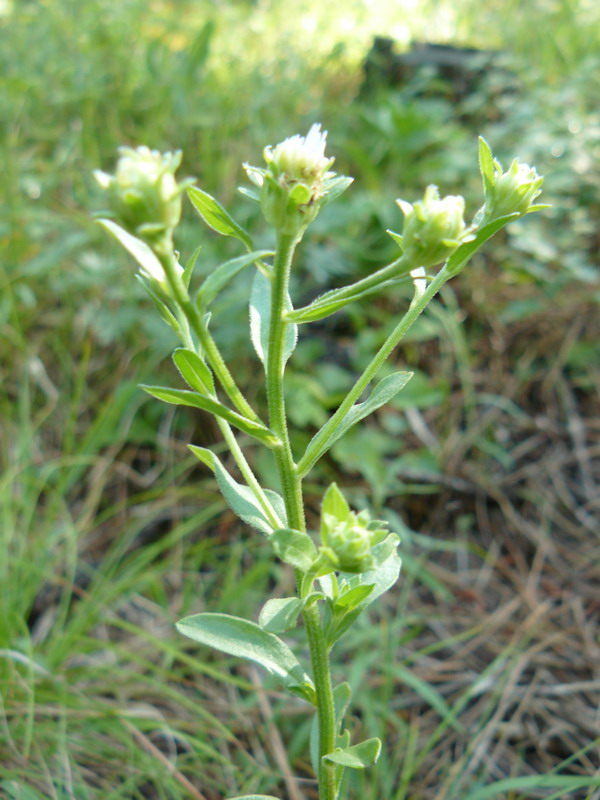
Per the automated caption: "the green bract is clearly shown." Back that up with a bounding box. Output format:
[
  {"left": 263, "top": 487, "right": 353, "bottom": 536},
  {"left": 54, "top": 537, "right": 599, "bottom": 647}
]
[
  {"left": 485, "top": 158, "right": 544, "bottom": 221},
  {"left": 94, "top": 146, "right": 192, "bottom": 242}
]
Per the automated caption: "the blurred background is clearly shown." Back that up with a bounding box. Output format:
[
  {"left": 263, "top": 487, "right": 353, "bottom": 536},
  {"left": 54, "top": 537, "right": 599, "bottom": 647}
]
[{"left": 1, "top": 0, "right": 599, "bottom": 798}]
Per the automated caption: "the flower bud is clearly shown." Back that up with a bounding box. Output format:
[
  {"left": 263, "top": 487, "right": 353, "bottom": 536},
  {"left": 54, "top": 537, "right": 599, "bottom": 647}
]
[
  {"left": 483, "top": 157, "right": 544, "bottom": 221},
  {"left": 95, "top": 146, "right": 191, "bottom": 243},
  {"left": 244, "top": 124, "right": 351, "bottom": 237},
  {"left": 394, "top": 185, "right": 468, "bottom": 268},
  {"left": 319, "top": 485, "right": 389, "bottom": 574}
]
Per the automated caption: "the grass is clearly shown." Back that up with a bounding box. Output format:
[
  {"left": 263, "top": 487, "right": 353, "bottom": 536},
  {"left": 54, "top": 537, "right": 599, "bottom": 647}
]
[{"left": 2, "top": 0, "right": 600, "bottom": 797}]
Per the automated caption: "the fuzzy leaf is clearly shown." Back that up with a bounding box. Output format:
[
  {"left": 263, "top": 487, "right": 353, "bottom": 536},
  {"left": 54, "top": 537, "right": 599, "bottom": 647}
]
[
  {"left": 198, "top": 250, "right": 273, "bottom": 308},
  {"left": 259, "top": 597, "right": 303, "bottom": 633},
  {"left": 143, "top": 385, "right": 278, "bottom": 446},
  {"left": 188, "top": 446, "right": 285, "bottom": 534},
  {"left": 249, "top": 270, "right": 298, "bottom": 371},
  {"left": 227, "top": 796, "right": 282, "bottom": 800},
  {"left": 182, "top": 244, "right": 202, "bottom": 288},
  {"left": 270, "top": 528, "right": 318, "bottom": 571},
  {"left": 321, "top": 483, "right": 351, "bottom": 525},
  {"left": 478, "top": 136, "right": 495, "bottom": 192},
  {"left": 172, "top": 348, "right": 214, "bottom": 394},
  {"left": 176, "top": 613, "right": 314, "bottom": 702},
  {"left": 323, "top": 737, "right": 381, "bottom": 769},
  {"left": 187, "top": 186, "right": 253, "bottom": 250}
]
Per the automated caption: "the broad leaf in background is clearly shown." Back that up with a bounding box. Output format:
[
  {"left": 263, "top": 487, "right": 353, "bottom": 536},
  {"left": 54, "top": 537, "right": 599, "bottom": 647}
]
[
  {"left": 250, "top": 270, "right": 298, "bottom": 372},
  {"left": 188, "top": 446, "right": 285, "bottom": 533},
  {"left": 176, "top": 613, "right": 315, "bottom": 702}
]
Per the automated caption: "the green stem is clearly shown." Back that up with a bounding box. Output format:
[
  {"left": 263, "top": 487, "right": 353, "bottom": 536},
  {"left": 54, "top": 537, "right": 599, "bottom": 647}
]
[
  {"left": 286, "top": 253, "right": 412, "bottom": 322},
  {"left": 266, "top": 232, "right": 337, "bottom": 800},
  {"left": 297, "top": 264, "right": 451, "bottom": 477},
  {"left": 157, "top": 241, "right": 264, "bottom": 425},
  {"left": 304, "top": 603, "right": 337, "bottom": 800},
  {"left": 157, "top": 239, "right": 281, "bottom": 529},
  {"left": 265, "top": 232, "right": 304, "bottom": 531}
]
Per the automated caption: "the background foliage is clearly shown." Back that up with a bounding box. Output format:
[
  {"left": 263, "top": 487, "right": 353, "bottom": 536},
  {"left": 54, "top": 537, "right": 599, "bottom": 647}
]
[{"left": 1, "top": 0, "right": 599, "bottom": 798}]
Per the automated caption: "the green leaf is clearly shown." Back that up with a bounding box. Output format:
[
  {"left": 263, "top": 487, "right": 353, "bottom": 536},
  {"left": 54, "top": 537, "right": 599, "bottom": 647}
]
[
  {"left": 188, "top": 446, "right": 285, "bottom": 533},
  {"left": 325, "top": 546, "right": 402, "bottom": 644},
  {"left": 270, "top": 528, "right": 318, "bottom": 571},
  {"left": 227, "top": 796, "right": 282, "bottom": 800},
  {"left": 182, "top": 244, "right": 202, "bottom": 288},
  {"left": 300, "top": 372, "right": 413, "bottom": 476},
  {"left": 321, "top": 482, "right": 351, "bottom": 526},
  {"left": 136, "top": 275, "right": 179, "bottom": 332},
  {"left": 323, "top": 737, "right": 381, "bottom": 769},
  {"left": 187, "top": 186, "right": 253, "bottom": 250},
  {"left": 446, "top": 214, "right": 518, "bottom": 277},
  {"left": 320, "top": 175, "right": 354, "bottom": 206},
  {"left": 333, "top": 584, "right": 375, "bottom": 611},
  {"left": 259, "top": 597, "right": 303, "bottom": 633},
  {"left": 142, "top": 385, "right": 278, "bottom": 446},
  {"left": 176, "top": 613, "right": 314, "bottom": 702},
  {"left": 172, "top": 348, "right": 214, "bottom": 394},
  {"left": 478, "top": 136, "right": 495, "bottom": 192},
  {"left": 198, "top": 250, "right": 273, "bottom": 309},
  {"left": 98, "top": 219, "right": 166, "bottom": 284},
  {"left": 249, "top": 270, "right": 298, "bottom": 372}
]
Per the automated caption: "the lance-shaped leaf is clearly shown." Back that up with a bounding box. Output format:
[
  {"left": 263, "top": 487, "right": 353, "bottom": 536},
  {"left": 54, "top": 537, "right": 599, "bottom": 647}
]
[
  {"left": 323, "top": 737, "right": 381, "bottom": 769},
  {"left": 198, "top": 250, "right": 274, "bottom": 309},
  {"left": 227, "top": 796, "right": 282, "bottom": 800},
  {"left": 259, "top": 597, "right": 303, "bottom": 634},
  {"left": 250, "top": 270, "right": 298, "bottom": 371},
  {"left": 176, "top": 613, "right": 315, "bottom": 703},
  {"left": 324, "top": 544, "right": 402, "bottom": 645},
  {"left": 172, "top": 348, "right": 214, "bottom": 394},
  {"left": 187, "top": 186, "right": 253, "bottom": 250},
  {"left": 98, "top": 219, "right": 168, "bottom": 284},
  {"left": 188, "top": 446, "right": 285, "bottom": 533},
  {"left": 142, "top": 385, "right": 278, "bottom": 447},
  {"left": 136, "top": 275, "right": 179, "bottom": 332},
  {"left": 299, "top": 372, "right": 413, "bottom": 476},
  {"left": 182, "top": 244, "right": 203, "bottom": 288}
]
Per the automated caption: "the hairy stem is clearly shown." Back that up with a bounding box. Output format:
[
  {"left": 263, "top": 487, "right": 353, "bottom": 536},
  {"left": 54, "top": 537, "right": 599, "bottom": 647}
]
[
  {"left": 157, "top": 240, "right": 264, "bottom": 425},
  {"left": 266, "top": 232, "right": 338, "bottom": 800}
]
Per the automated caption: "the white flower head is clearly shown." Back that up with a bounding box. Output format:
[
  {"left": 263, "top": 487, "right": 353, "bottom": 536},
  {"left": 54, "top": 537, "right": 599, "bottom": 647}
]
[{"left": 264, "top": 124, "right": 334, "bottom": 184}]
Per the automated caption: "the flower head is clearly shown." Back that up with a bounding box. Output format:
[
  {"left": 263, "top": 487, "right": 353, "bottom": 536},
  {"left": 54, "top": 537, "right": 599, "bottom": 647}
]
[
  {"left": 244, "top": 124, "right": 351, "bottom": 237},
  {"left": 484, "top": 157, "right": 544, "bottom": 221},
  {"left": 392, "top": 185, "right": 469, "bottom": 267},
  {"left": 318, "top": 483, "right": 391, "bottom": 574},
  {"left": 95, "top": 146, "right": 191, "bottom": 243}
]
